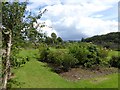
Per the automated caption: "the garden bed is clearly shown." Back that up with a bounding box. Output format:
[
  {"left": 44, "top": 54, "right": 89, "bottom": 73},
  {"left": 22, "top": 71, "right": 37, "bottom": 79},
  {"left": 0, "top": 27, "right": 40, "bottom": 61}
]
[{"left": 60, "top": 67, "right": 118, "bottom": 81}]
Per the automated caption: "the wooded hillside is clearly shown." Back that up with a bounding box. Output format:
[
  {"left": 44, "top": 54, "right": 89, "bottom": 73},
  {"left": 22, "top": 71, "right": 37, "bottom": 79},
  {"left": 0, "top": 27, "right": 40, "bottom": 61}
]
[{"left": 83, "top": 32, "right": 120, "bottom": 50}]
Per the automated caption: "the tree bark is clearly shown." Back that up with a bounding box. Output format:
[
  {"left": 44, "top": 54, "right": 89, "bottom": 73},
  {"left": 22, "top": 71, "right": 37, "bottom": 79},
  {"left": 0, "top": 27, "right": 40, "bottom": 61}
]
[{"left": 2, "top": 32, "right": 12, "bottom": 89}]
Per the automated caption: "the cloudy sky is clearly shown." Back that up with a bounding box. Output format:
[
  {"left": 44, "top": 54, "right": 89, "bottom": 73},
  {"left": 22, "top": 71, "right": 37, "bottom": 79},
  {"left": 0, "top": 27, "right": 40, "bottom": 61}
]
[{"left": 27, "top": 0, "right": 118, "bottom": 40}]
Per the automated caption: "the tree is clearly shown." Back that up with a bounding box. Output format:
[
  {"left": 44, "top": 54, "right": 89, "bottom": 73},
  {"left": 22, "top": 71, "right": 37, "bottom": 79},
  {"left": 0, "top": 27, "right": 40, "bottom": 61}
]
[
  {"left": 2, "top": 1, "right": 46, "bottom": 88},
  {"left": 45, "top": 37, "right": 52, "bottom": 45},
  {"left": 57, "top": 37, "right": 63, "bottom": 43},
  {"left": 81, "top": 37, "right": 84, "bottom": 42},
  {"left": 51, "top": 32, "right": 57, "bottom": 45},
  {"left": 2, "top": 2, "right": 27, "bottom": 88}
]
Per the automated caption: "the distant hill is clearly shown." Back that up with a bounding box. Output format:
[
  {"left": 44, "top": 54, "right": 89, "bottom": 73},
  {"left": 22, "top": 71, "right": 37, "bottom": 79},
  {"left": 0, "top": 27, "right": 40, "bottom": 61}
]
[{"left": 83, "top": 32, "right": 120, "bottom": 51}]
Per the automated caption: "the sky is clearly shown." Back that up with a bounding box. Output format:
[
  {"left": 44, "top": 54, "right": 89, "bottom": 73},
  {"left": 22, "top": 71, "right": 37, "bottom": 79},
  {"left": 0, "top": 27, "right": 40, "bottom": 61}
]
[{"left": 26, "top": 0, "right": 119, "bottom": 40}]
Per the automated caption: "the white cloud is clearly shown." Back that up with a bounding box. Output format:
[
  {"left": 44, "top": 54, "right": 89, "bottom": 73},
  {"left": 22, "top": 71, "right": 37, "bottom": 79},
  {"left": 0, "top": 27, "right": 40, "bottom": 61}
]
[
  {"left": 77, "top": 17, "right": 118, "bottom": 36},
  {"left": 93, "top": 15, "right": 103, "bottom": 18},
  {"left": 30, "top": 0, "right": 118, "bottom": 40},
  {"left": 61, "top": 0, "right": 119, "bottom": 5}
]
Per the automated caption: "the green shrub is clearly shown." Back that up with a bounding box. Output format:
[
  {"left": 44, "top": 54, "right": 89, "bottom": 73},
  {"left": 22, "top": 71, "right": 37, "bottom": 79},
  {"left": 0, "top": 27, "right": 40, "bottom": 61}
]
[
  {"left": 40, "top": 48, "right": 79, "bottom": 72},
  {"left": 11, "top": 55, "right": 29, "bottom": 67},
  {"left": 62, "top": 53, "right": 78, "bottom": 71},
  {"left": 97, "top": 48, "right": 109, "bottom": 66},
  {"left": 68, "top": 43, "right": 109, "bottom": 68},
  {"left": 48, "top": 50, "right": 78, "bottom": 67},
  {"left": 47, "top": 50, "right": 64, "bottom": 65},
  {"left": 109, "top": 56, "right": 120, "bottom": 68},
  {"left": 68, "top": 43, "right": 88, "bottom": 64},
  {"left": 97, "top": 48, "right": 108, "bottom": 58},
  {"left": 10, "top": 47, "right": 30, "bottom": 67},
  {"left": 39, "top": 43, "right": 109, "bottom": 71},
  {"left": 39, "top": 43, "right": 49, "bottom": 62}
]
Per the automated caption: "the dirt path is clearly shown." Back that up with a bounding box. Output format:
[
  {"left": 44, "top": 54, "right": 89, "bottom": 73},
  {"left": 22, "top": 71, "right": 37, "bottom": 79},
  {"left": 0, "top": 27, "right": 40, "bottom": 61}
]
[{"left": 59, "top": 67, "right": 118, "bottom": 81}]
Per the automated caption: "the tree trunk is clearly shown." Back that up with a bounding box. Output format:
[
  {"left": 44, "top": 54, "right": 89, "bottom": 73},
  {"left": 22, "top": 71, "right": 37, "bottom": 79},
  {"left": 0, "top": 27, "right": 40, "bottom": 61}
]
[{"left": 2, "top": 32, "right": 12, "bottom": 89}]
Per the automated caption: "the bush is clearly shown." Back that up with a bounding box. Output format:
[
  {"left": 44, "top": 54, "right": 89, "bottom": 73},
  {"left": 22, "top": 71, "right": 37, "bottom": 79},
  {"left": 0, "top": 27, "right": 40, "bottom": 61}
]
[
  {"left": 47, "top": 50, "right": 64, "bottom": 65},
  {"left": 39, "top": 43, "right": 49, "bottom": 62},
  {"left": 39, "top": 43, "right": 109, "bottom": 72},
  {"left": 96, "top": 48, "right": 109, "bottom": 66},
  {"left": 68, "top": 43, "right": 88, "bottom": 64},
  {"left": 10, "top": 47, "right": 30, "bottom": 67},
  {"left": 48, "top": 50, "right": 79, "bottom": 71},
  {"left": 11, "top": 54, "right": 29, "bottom": 67},
  {"left": 62, "top": 53, "right": 78, "bottom": 71},
  {"left": 109, "top": 56, "right": 120, "bottom": 68},
  {"left": 68, "top": 43, "right": 109, "bottom": 68},
  {"left": 97, "top": 48, "right": 108, "bottom": 58},
  {"left": 39, "top": 47, "right": 79, "bottom": 72}
]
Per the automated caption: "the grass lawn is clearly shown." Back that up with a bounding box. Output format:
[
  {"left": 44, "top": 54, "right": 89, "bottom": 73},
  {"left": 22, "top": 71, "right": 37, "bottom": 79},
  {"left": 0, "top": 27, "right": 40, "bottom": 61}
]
[
  {"left": 107, "top": 50, "right": 120, "bottom": 61},
  {"left": 108, "top": 50, "right": 119, "bottom": 56},
  {"left": 11, "top": 49, "right": 119, "bottom": 88}
]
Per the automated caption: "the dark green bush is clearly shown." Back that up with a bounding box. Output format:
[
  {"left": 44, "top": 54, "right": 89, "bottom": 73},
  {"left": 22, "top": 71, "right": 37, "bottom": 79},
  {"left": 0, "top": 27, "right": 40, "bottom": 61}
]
[{"left": 109, "top": 56, "right": 120, "bottom": 68}]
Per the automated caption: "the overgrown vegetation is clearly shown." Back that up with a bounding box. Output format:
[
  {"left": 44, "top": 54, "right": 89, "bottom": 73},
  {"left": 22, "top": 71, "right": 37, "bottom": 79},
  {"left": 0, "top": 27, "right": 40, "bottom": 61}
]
[{"left": 38, "top": 42, "right": 113, "bottom": 73}]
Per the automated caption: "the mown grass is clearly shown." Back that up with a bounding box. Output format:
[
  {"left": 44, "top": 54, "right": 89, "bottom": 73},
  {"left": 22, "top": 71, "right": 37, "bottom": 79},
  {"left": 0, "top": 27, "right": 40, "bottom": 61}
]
[
  {"left": 108, "top": 50, "right": 119, "bottom": 57},
  {"left": 107, "top": 50, "right": 120, "bottom": 60},
  {"left": 11, "top": 49, "right": 119, "bottom": 88}
]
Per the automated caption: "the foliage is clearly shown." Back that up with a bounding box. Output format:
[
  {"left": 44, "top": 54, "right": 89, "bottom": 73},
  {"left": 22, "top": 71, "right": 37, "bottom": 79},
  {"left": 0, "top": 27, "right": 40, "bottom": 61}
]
[
  {"left": 2, "top": 2, "right": 27, "bottom": 48},
  {"left": 45, "top": 34, "right": 63, "bottom": 46},
  {"left": 39, "top": 47, "right": 78, "bottom": 72},
  {"left": 61, "top": 53, "right": 78, "bottom": 71},
  {"left": 10, "top": 53, "right": 29, "bottom": 68},
  {"left": 51, "top": 32, "right": 57, "bottom": 45},
  {"left": 68, "top": 43, "right": 109, "bottom": 68},
  {"left": 57, "top": 37, "right": 63, "bottom": 43},
  {"left": 51, "top": 32, "right": 57, "bottom": 40},
  {"left": 45, "top": 37, "right": 53, "bottom": 45},
  {"left": 109, "top": 56, "right": 120, "bottom": 68},
  {"left": 39, "top": 42, "right": 110, "bottom": 70},
  {"left": 39, "top": 43, "right": 49, "bottom": 62},
  {"left": 2, "top": 1, "right": 47, "bottom": 63}
]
